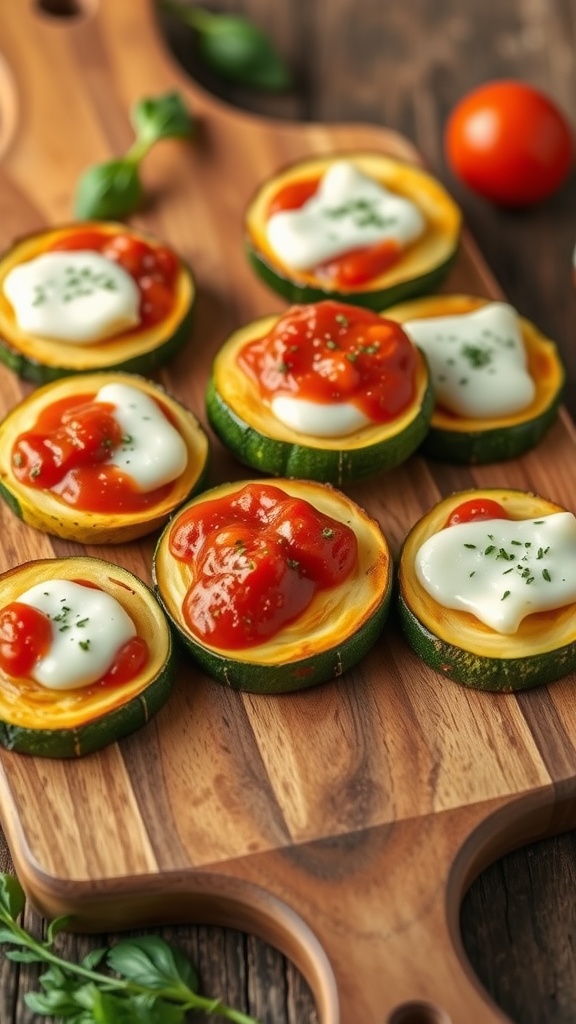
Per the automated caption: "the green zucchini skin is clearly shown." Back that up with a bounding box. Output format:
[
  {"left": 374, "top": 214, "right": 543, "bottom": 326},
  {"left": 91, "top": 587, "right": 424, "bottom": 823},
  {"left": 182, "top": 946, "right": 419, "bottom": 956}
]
[
  {"left": 160, "top": 590, "right": 392, "bottom": 695},
  {"left": 0, "top": 300, "right": 194, "bottom": 386},
  {"left": 153, "top": 477, "right": 394, "bottom": 694},
  {"left": 397, "top": 488, "right": 576, "bottom": 692},
  {"left": 383, "top": 294, "right": 566, "bottom": 465},
  {"left": 244, "top": 152, "right": 462, "bottom": 311},
  {"left": 0, "top": 223, "right": 196, "bottom": 384},
  {"left": 206, "top": 376, "right": 434, "bottom": 484},
  {"left": 0, "top": 656, "right": 176, "bottom": 758},
  {"left": 0, "top": 557, "right": 177, "bottom": 757},
  {"left": 0, "top": 370, "right": 211, "bottom": 544},
  {"left": 421, "top": 394, "right": 563, "bottom": 464},
  {"left": 397, "top": 594, "right": 576, "bottom": 693},
  {"left": 206, "top": 307, "right": 435, "bottom": 486},
  {"left": 245, "top": 244, "right": 458, "bottom": 312}
]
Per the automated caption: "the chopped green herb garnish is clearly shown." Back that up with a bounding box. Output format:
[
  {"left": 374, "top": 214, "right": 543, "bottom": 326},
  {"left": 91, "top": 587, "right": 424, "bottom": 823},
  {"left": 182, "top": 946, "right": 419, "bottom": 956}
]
[
  {"left": 542, "top": 568, "right": 552, "bottom": 582},
  {"left": 501, "top": 590, "right": 511, "bottom": 600}
]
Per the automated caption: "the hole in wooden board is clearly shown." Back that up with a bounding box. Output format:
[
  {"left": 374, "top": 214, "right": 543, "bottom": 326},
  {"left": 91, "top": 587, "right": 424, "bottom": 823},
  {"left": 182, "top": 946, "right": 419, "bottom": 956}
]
[
  {"left": 34, "top": 0, "right": 97, "bottom": 19},
  {"left": 387, "top": 1001, "right": 452, "bottom": 1024},
  {"left": 0, "top": 53, "right": 17, "bottom": 161}
]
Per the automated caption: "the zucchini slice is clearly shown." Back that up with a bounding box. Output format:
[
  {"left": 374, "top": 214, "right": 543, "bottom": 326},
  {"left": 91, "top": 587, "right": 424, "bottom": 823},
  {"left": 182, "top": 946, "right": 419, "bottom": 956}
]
[
  {"left": 384, "top": 294, "right": 565, "bottom": 463},
  {"left": 206, "top": 310, "right": 434, "bottom": 484},
  {"left": 245, "top": 153, "right": 461, "bottom": 310},
  {"left": 0, "top": 557, "right": 175, "bottom": 757},
  {"left": 398, "top": 489, "right": 576, "bottom": 691},
  {"left": 0, "top": 222, "right": 195, "bottom": 383},
  {"left": 0, "top": 371, "right": 210, "bottom": 543},
  {"left": 153, "top": 478, "right": 393, "bottom": 693}
]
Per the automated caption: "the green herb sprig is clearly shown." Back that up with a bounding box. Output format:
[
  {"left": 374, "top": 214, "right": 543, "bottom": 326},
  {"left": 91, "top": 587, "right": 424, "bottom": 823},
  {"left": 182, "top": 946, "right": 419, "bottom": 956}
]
[
  {"left": 74, "top": 92, "right": 194, "bottom": 220},
  {"left": 0, "top": 874, "right": 260, "bottom": 1023},
  {"left": 162, "top": 1, "right": 292, "bottom": 91}
]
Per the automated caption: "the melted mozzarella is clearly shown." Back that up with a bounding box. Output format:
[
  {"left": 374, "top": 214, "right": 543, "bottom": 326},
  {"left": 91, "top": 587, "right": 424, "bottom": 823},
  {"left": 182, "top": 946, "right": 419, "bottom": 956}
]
[
  {"left": 3, "top": 251, "right": 140, "bottom": 343},
  {"left": 415, "top": 512, "right": 576, "bottom": 633},
  {"left": 266, "top": 160, "right": 425, "bottom": 271},
  {"left": 18, "top": 580, "right": 136, "bottom": 690},
  {"left": 98, "top": 383, "right": 188, "bottom": 491},
  {"left": 402, "top": 302, "right": 535, "bottom": 417},
  {"left": 270, "top": 395, "right": 371, "bottom": 436}
]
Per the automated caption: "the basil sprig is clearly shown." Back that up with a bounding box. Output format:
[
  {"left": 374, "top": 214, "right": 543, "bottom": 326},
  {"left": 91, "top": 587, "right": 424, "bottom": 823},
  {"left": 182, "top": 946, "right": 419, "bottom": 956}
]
[
  {"left": 74, "top": 91, "right": 194, "bottom": 220},
  {"left": 162, "top": 1, "right": 292, "bottom": 91},
  {"left": 0, "top": 873, "right": 260, "bottom": 1023}
]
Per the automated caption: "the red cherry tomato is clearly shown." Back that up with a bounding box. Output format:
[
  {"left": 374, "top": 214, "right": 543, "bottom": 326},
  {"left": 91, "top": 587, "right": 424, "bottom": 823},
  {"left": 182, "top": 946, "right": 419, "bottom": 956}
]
[
  {"left": 445, "top": 80, "right": 574, "bottom": 206},
  {"left": 446, "top": 498, "right": 510, "bottom": 527}
]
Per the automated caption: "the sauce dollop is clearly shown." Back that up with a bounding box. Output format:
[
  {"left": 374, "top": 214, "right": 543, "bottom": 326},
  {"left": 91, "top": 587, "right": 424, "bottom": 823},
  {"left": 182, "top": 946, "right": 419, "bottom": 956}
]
[
  {"left": 49, "top": 228, "right": 179, "bottom": 329},
  {"left": 268, "top": 176, "right": 404, "bottom": 285},
  {"left": 169, "top": 483, "right": 358, "bottom": 648},
  {"left": 238, "top": 301, "right": 417, "bottom": 424},
  {"left": 11, "top": 392, "right": 172, "bottom": 513}
]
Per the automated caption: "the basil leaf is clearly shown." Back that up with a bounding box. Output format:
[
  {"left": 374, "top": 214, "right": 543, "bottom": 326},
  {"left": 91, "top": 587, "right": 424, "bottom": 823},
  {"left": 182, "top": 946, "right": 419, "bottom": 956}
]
[
  {"left": 106, "top": 935, "right": 199, "bottom": 991},
  {"left": 81, "top": 946, "right": 109, "bottom": 970},
  {"left": 131, "top": 92, "right": 193, "bottom": 145},
  {"left": 74, "top": 159, "right": 142, "bottom": 220},
  {"left": 25, "top": 986, "right": 82, "bottom": 1015},
  {"left": 46, "top": 913, "right": 74, "bottom": 944},
  {"left": 0, "top": 873, "right": 25, "bottom": 920},
  {"left": 196, "top": 12, "right": 291, "bottom": 90}
]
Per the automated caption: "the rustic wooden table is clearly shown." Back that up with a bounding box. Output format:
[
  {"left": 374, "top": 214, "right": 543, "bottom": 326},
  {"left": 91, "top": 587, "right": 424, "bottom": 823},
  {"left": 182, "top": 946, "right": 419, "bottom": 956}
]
[{"left": 1, "top": 1, "right": 576, "bottom": 1022}]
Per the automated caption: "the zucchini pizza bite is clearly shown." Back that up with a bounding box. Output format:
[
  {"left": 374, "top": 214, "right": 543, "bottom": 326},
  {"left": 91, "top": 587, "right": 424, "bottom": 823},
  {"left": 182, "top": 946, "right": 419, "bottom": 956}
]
[
  {"left": 385, "top": 294, "right": 564, "bottom": 463},
  {"left": 0, "top": 371, "right": 209, "bottom": 543},
  {"left": 0, "top": 222, "right": 195, "bottom": 382},
  {"left": 0, "top": 557, "right": 175, "bottom": 757},
  {"left": 398, "top": 489, "right": 576, "bottom": 692},
  {"left": 245, "top": 153, "right": 461, "bottom": 309},
  {"left": 153, "top": 478, "right": 392, "bottom": 693},
  {"left": 206, "top": 300, "right": 433, "bottom": 484}
]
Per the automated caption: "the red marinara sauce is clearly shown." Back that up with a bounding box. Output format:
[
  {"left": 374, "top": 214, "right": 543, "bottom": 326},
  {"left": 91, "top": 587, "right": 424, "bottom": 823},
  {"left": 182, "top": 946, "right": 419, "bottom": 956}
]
[
  {"left": 0, "top": 582, "right": 148, "bottom": 688},
  {"left": 267, "top": 177, "right": 403, "bottom": 286},
  {"left": 445, "top": 498, "right": 511, "bottom": 527},
  {"left": 48, "top": 228, "right": 180, "bottom": 329},
  {"left": 11, "top": 392, "right": 172, "bottom": 513},
  {"left": 238, "top": 301, "right": 417, "bottom": 423},
  {"left": 169, "top": 483, "right": 358, "bottom": 649}
]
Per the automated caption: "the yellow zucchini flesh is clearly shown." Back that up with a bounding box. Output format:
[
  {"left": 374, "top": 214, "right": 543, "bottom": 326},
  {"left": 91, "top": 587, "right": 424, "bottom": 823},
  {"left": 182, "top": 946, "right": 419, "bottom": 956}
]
[
  {"left": 245, "top": 153, "right": 461, "bottom": 309},
  {"left": 0, "top": 557, "right": 175, "bottom": 757},
  {"left": 398, "top": 488, "right": 576, "bottom": 691},
  {"left": 0, "top": 222, "right": 195, "bottom": 383},
  {"left": 384, "top": 294, "right": 565, "bottom": 463},
  {"left": 154, "top": 478, "right": 393, "bottom": 693},
  {"left": 0, "top": 371, "right": 210, "bottom": 543},
  {"left": 206, "top": 311, "right": 433, "bottom": 484}
]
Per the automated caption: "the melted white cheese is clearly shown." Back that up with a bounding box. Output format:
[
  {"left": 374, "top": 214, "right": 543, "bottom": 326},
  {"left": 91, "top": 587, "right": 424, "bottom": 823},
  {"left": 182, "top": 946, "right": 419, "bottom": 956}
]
[
  {"left": 96, "top": 383, "right": 188, "bottom": 491},
  {"left": 3, "top": 251, "right": 140, "bottom": 343},
  {"left": 270, "top": 395, "right": 371, "bottom": 436},
  {"left": 402, "top": 302, "right": 535, "bottom": 417},
  {"left": 266, "top": 160, "right": 425, "bottom": 271},
  {"left": 17, "top": 580, "right": 136, "bottom": 690},
  {"left": 415, "top": 512, "right": 576, "bottom": 633}
]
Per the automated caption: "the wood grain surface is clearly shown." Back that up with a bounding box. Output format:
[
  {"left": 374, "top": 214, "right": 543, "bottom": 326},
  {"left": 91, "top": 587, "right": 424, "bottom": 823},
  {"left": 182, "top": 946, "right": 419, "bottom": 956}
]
[{"left": 0, "top": 1, "right": 575, "bottom": 1023}]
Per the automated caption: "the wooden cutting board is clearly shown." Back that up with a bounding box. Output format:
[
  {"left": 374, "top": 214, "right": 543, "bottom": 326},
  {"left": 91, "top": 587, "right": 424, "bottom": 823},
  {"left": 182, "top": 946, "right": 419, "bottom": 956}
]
[{"left": 0, "top": 3, "right": 575, "bottom": 1021}]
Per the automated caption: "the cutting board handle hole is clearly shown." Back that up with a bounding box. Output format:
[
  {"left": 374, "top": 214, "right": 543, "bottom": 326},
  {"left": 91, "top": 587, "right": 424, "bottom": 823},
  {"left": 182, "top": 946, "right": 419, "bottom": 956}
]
[
  {"left": 35, "top": 0, "right": 95, "bottom": 20},
  {"left": 387, "top": 1001, "right": 452, "bottom": 1024}
]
